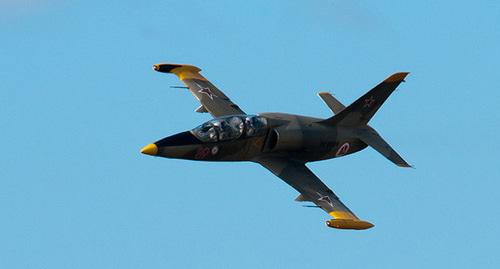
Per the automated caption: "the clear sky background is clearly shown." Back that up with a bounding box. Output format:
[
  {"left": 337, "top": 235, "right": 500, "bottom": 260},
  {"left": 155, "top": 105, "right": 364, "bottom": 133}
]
[{"left": 1, "top": 0, "right": 499, "bottom": 268}]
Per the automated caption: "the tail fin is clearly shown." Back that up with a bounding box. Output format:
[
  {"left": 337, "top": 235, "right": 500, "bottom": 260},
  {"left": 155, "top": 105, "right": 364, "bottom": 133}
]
[
  {"left": 356, "top": 127, "right": 412, "bottom": 167},
  {"left": 320, "top": 72, "right": 409, "bottom": 126}
]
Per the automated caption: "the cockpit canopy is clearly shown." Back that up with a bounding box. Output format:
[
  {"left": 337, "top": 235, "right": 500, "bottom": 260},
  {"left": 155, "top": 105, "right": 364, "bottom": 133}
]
[{"left": 191, "top": 115, "right": 268, "bottom": 142}]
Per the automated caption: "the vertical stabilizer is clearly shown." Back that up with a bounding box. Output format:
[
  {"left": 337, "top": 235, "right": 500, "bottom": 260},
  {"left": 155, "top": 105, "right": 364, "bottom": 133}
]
[{"left": 320, "top": 72, "right": 409, "bottom": 126}]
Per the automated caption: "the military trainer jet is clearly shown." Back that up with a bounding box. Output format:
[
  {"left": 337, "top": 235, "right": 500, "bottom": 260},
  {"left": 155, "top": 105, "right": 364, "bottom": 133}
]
[{"left": 141, "top": 63, "right": 411, "bottom": 230}]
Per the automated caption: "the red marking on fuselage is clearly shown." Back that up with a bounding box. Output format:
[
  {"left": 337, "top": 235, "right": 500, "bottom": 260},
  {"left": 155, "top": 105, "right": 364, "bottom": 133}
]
[
  {"left": 195, "top": 147, "right": 211, "bottom": 159},
  {"left": 364, "top": 96, "right": 376, "bottom": 108},
  {"left": 335, "top": 142, "right": 350, "bottom": 157}
]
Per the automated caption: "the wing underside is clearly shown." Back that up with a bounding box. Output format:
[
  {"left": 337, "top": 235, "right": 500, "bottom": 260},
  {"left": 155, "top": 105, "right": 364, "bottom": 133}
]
[
  {"left": 153, "top": 63, "right": 245, "bottom": 117},
  {"left": 256, "top": 157, "right": 374, "bottom": 230}
]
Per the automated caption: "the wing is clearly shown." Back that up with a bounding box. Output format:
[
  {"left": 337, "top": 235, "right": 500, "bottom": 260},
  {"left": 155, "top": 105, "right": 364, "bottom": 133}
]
[
  {"left": 153, "top": 63, "right": 246, "bottom": 117},
  {"left": 256, "top": 157, "right": 374, "bottom": 230}
]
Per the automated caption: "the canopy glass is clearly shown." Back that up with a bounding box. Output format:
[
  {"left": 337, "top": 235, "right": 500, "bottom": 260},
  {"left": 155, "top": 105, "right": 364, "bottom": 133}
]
[{"left": 191, "top": 115, "right": 268, "bottom": 142}]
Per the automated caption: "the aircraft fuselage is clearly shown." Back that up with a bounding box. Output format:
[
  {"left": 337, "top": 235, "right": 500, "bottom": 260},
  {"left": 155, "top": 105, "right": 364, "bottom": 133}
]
[
  {"left": 143, "top": 112, "right": 367, "bottom": 163},
  {"left": 141, "top": 62, "right": 412, "bottom": 230}
]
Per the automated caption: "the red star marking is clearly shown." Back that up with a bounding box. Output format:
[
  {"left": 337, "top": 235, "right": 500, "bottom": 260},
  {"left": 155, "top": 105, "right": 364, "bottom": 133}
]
[
  {"left": 195, "top": 147, "right": 210, "bottom": 159},
  {"left": 364, "top": 96, "right": 376, "bottom": 108}
]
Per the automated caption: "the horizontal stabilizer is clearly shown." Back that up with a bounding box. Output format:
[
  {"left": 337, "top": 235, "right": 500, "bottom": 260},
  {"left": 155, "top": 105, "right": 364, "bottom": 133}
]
[
  {"left": 356, "top": 127, "right": 412, "bottom": 168},
  {"left": 318, "top": 92, "right": 346, "bottom": 114}
]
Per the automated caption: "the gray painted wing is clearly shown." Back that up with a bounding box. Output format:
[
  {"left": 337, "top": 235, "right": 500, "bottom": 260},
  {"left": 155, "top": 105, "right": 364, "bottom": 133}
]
[
  {"left": 182, "top": 79, "right": 245, "bottom": 117},
  {"left": 153, "top": 63, "right": 245, "bottom": 117},
  {"left": 256, "top": 157, "right": 361, "bottom": 220}
]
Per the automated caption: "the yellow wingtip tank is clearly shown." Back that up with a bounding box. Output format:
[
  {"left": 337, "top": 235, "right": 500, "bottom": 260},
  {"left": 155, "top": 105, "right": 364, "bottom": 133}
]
[
  {"left": 152, "top": 63, "right": 207, "bottom": 81},
  {"left": 327, "top": 211, "right": 374, "bottom": 230},
  {"left": 326, "top": 219, "right": 374, "bottom": 230}
]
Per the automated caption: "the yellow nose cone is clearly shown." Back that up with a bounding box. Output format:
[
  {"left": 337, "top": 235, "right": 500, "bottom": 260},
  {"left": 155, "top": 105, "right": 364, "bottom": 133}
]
[{"left": 141, "top": 143, "right": 158, "bottom": 156}]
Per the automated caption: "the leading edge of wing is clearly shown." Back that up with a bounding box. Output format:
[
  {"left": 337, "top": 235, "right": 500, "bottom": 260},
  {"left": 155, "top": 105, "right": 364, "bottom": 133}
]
[{"left": 255, "top": 157, "right": 374, "bottom": 230}]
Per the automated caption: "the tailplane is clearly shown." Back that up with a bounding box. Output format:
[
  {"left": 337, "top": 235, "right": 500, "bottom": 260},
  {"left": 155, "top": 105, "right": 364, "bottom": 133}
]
[
  {"left": 355, "top": 127, "right": 412, "bottom": 167},
  {"left": 318, "top": 92, "right": 346, "bottom": 114},
  {"left": 320, "top": 72, "right": 409, "bottom": 126}
]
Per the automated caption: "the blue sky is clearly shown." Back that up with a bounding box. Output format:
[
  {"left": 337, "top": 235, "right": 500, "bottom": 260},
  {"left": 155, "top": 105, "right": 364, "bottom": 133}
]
[{"left": 1, "top": 0, "right": 500, "bottom": 268}]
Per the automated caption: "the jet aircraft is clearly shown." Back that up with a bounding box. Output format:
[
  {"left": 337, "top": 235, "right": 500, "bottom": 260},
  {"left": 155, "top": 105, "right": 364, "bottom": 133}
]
[{"left": 141, "top": 63, "right": 411, "bottom": 230}]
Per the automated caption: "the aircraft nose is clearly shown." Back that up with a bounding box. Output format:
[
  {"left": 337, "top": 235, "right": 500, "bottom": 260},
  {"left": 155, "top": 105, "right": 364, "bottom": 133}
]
[
  {"left": 140, "top": 143, "right": 158, "bottom": 156},
  {"left": 155, "top": 131, "right": 200, "bottom": 147}
]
